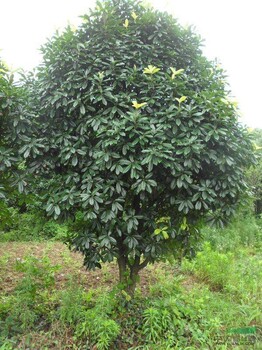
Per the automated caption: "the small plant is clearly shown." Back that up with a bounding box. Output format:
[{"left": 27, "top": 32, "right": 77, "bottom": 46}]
[
  {"left": 75, "top": 308, "right": 120, "bottom": 350},
  {"left": 140, "top": 295, "right": 212, "bottom": 348},
  {"left": 142, "top": 307, "right": 163, "bottom": 343},
  {"left": 57, "top": 286, "right": 120, "bottom": 349},
  {"left": 58, "top": 282, "right": 86, "bottom": 325},
  {"left": 91, "top": 317, "right": 120, "bottom": 350},
  {"left": 0, "top": 338, "right": 15, "bottom": 349},
  {"left": 15, "top": 256, "right": 60, "bottom": 291}
]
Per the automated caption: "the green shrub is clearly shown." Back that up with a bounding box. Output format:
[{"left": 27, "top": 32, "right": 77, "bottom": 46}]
[
  {"left": 72, "top": 290, "right": 120, "bottom": 350},
  {"left": 41, "top": 220, "right": 69, "bottom": 241},
  {"left": 58, "top": 282, "right": 86, "bottom": 325},
  {"left": 0, "top": 209, "right": 69, "bottom": 242},
  {"left": 76, "top": 311, "right": 120, "bottom": 350},
  {"left": 139, "top": 296, "right": 213, "bottom": 349},
  {"left": 22, "top": 0, "right": 255, "bottom": 297},
  {"left": 182, "top": 242, "right": 233, "bottom": 290},
  {"left": 56, "top": 285, "right": 120, "bottom": 349}
]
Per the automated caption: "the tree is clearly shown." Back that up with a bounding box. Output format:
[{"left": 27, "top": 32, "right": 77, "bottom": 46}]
[
  {"left": 0, "top": 61, "right": 29, "bottom": 226},
  {"left": 21, "top": 0, "right": 255, "bottom": 295},
  {"left": 246, "top": 129, "right": 262, "bottom": 215}
]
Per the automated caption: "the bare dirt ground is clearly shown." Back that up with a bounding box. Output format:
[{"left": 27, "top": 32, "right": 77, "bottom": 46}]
[{"left": 0, "top": 241, "right": 175, "bottom": 295}]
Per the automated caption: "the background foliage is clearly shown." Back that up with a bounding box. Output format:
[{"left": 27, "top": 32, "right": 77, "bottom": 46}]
[
  {"left": 246, "top": 128, "right": 262, "bottom": 215},
  {"left": 0, "top": 61, "right": 31, "bottom": 227}
]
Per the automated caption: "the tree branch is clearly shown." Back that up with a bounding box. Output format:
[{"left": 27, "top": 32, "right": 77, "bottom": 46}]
[{"left": 138, "top": 256, "right": 150, "bottom": 271}]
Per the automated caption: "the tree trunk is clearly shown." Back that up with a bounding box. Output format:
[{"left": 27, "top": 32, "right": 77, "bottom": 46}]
[
  {"left": 117, "top": 256, "right": 139, "bottom": 297},
  {"left": 116, "top": 233, "right": 150, "bottom": 297},
  {"left": 117, "top": 255, "right": 128, "bottom": 285},
  {"left": 117, "top": 255, "right": 149, "bottom": 297},
  {"left": 255, "top": 199, "right": 262, "bottom": 216},
  {"left": 126, "top": 266, "right": 139, "bottom": 296}
]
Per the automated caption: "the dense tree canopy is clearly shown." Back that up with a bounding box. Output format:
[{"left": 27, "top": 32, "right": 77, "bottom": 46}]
[{"left": 19, "top": 0, "right": 255, "bottom": 293}]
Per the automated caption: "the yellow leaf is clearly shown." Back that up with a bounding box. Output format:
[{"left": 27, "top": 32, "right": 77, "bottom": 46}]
[
  {"left": 131, "top": 12, "right": 138, "bottom": 21},
  {"left": 153, "top": 227, "right": 169, "bottom": 239},
  {"left": 98, "top": 71, "right": 104, "bottom": 80},
  {"left": 132, "top": 101, "right": 147, "bottom": 109},
  {"left": 175, "top": 96, "right": 187, "bottom": 104},
  {"left": 123, "top": 19, "right": 129, "bottom": 28},
  {"left": 162, "top": 231, "right": 169, "bottom": 239},
  {"left": 180, "top": 217, "right": 189, "bottom": 230},
  {"left": 69, "top": 24, "right": 77, "bottom": 33},
  {"left": 143, "top": 65, "right": 160, "bottom": 75},
  {"left": 156, "top": 216, "right": 170, "bottom": 224},
  {"left": 153, "top": 228, "right": 162, "bottom": 235},
  {"left": 230, "top": 99, "right": 238, "bottom": 107},
  {"left": 170, "top": 67, "right": 184, "bottom": 79},
  {"left": 254, "top": 143, "right": 262, "bottom": 150}
]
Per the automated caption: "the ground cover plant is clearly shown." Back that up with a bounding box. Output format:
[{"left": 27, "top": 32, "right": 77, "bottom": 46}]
[{"left": 0, "top": 215, "right": 261, "bottom": 349}]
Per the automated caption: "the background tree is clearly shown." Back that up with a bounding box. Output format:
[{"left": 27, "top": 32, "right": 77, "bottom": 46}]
[
  {"left": 246, "top": 129, "right": 262, "bottom": 215},
  {"left": 0, "top": 61, "right": 29, "bottom": 227},
  {"left": 21, "top": 0, "right": 255, "bottom": 295}
]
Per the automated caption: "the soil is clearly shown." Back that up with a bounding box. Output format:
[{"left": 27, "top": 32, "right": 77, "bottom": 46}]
[{"left": 0, "top": 241, "right": 175, "bottom": 295}]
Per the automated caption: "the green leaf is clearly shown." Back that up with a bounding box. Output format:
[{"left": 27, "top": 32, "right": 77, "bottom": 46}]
[
  {"left": 80, "top": 104, "right": 85, "bottom": 115},
  {"left": 54, "top": 205, "right": 61, "bottom": 216},
  {"left": 72, "top": 155, "right": 78, "bottom": 166}
]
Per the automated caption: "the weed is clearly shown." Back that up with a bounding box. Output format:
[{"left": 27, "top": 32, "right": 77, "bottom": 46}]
[
  {"left": 58, "top": 281, "right": 86, "bottom": 325},
  {"left": 76, "top": 312, "right": 120, "bottom": 350},
  {"left": 142, "top": 307, "right": 163, "bottom": 343},
  {"left": 72, "top": 290, "right": 120, "bottom": 350},
  {"left": 0, "top": 256, "right": 60, "bottom": 339},
  {"left": 140, "top": 295, "right": 213, "bottom": 348},
  {"left": 0, "top": 338, "right": 15, "bottom": 349}
]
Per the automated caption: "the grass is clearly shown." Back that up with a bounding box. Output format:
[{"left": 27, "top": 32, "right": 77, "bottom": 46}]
[{"left": 0, "top": 215, "right": 261, "bottom": 349}]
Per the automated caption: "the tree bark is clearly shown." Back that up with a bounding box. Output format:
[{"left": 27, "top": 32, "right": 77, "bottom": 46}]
[
  {"left": 126, "top": 267, "right": 139, "bottom": 296},
  {"left": 117, "top": 254, "right": 150, "bottom": 297},
  {"left": 117, "top": 255, "right": 127, "bottom": 285}
]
